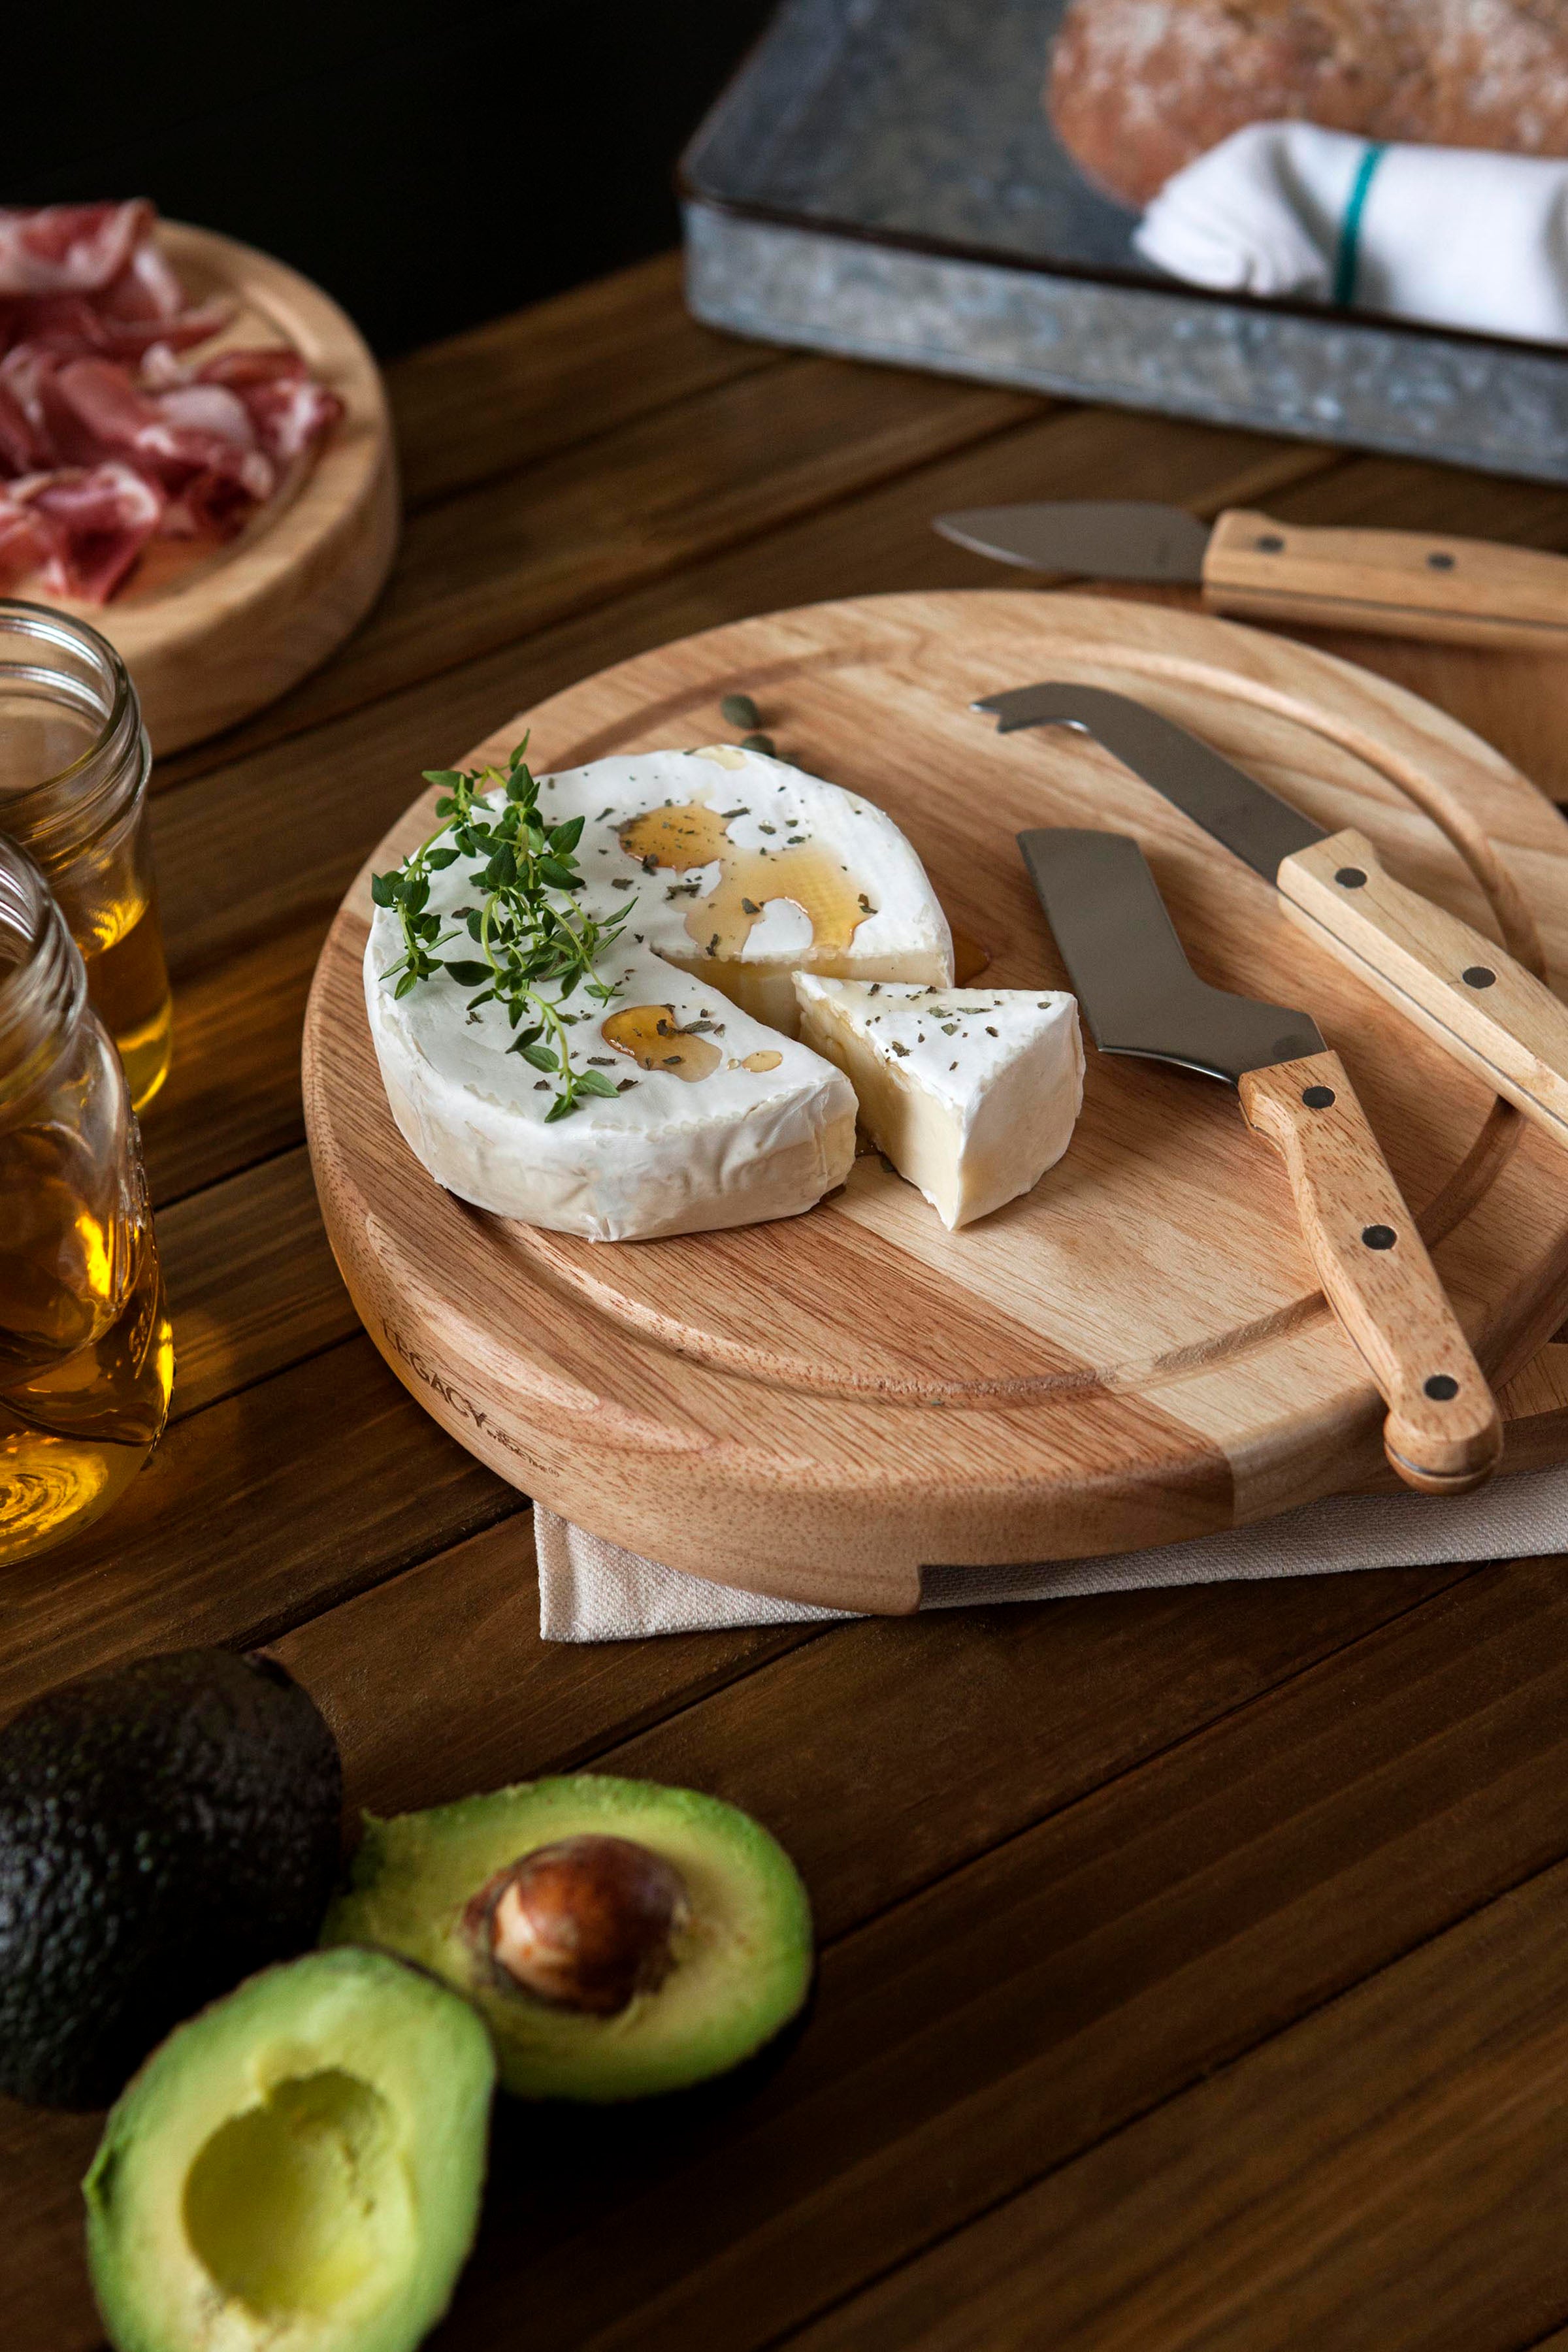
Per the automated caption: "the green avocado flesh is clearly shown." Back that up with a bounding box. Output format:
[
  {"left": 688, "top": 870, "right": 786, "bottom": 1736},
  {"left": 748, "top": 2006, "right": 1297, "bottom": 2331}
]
[
  {"left": 84, "top": 1946, "right": 495, "bottom": 2352},
  {"left": 321, "top": 1776, "right": 814, "bottom": 2102}
]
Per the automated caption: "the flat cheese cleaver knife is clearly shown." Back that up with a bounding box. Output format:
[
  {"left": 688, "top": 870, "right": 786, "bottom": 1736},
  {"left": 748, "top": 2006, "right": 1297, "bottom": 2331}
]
[
  {"left": 979, "top": 681, "right": 1568, "bottom": 1158},
  {"left": 1018, "top": 826, "right": 1503, "bottom": 1494},
  {"left": 935, "top": 502, "right": 1568, "bottom": 652}
]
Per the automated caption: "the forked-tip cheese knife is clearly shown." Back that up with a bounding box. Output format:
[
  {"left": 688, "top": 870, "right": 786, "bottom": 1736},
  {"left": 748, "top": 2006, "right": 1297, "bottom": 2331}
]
[
  {"left": 1017, "top": 826, "right": 1503, "bottom": 1495},
  {"left": 977, "top": 681, "right": 1568, "bottom": 1158},
  {"left": 936, "top": 502, "right": 1568, "bottom": 652}
]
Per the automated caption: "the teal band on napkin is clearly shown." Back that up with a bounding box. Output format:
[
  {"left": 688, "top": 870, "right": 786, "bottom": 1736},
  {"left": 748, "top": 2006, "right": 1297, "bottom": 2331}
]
[{"left": 1333, "top": 142, "right": 1386, "bottom": 306}]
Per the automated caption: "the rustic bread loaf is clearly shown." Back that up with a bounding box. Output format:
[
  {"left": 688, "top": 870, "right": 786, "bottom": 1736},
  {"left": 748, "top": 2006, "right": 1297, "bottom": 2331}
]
[{"left": 1048, "top": 0, "right": 1568, "bottom": 210}]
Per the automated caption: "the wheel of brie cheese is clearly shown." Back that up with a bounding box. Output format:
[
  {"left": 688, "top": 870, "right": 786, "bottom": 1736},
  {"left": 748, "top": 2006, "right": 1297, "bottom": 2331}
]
[{"left": 364, "top": 744, "right": 955, "bottom": 1241}]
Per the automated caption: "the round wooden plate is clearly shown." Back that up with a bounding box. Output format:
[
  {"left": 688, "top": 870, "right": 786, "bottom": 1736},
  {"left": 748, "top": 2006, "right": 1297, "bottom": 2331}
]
[
  {"left": 41, "top": 221, "right": 397, "bottom": 755},
  {"left": 303, "top": 592, "right": 1568, "bottom": 1612}
]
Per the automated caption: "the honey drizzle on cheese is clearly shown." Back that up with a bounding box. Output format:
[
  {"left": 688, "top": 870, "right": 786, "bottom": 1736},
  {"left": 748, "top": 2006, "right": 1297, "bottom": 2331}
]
[
  {"left": 616, "top": 801, "right": 877, "bottom": 961},
  {"left": 600, "top": 1004, "right": 721, "bottom": 1082}
]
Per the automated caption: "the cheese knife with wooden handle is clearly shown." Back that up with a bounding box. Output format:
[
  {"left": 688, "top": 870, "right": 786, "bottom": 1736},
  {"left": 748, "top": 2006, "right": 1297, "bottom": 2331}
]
[
  {"left": 978, "top": 681, "right": 1568, "bottom": 1158},
  {"left": 936, "top": 502, "right": 1568, "bottom": 653},
  {"left": 1019, "top": 827, "right": 1503, "bottom": 1494}
]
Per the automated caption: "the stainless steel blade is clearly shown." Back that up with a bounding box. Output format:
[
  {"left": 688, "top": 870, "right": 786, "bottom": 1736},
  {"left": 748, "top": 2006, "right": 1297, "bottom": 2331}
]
[
  {"left": 1018, "top": 828, "right": 1324, "bottom": 1084},
  {"left": 934, "top": 501, "right": 1212, "bottom": 581},
  {"left": 979, "top": 681, "right": 1326, "bottom": 885}
]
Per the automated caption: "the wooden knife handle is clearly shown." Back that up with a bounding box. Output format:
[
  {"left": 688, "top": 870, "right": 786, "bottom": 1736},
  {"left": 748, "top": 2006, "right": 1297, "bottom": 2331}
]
[
  {"left": 1276, "top": 827, "right": 1568, "bottom": 1156},
  {"left": 1238, "top": 1049, "right": 1502, "bottom": 1493},
  {"left": 1201, "top": 510, "right": 1568, "bottom": 650}
]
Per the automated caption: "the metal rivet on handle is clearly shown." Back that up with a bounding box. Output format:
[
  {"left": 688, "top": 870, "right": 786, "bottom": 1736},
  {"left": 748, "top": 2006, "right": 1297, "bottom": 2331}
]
[
  {"left": 1335, "top": 867, "right": 1368, "bottom": 889},
  {"left": 1301, "top": 1085, "right": 1336, "bottom": 1108},
  {"left": 1362, "top": 1224, "right": 1397, "bottom": 1250},
  {"left": 1426, "top": 551, "right": 1456, "bottom": 570},
  {"left": 1424, "top": 1374, "right": 1460, "bottom": 1400},
  {"left": 1462, "top": 965, "right": 1496, "bottom": 988},
  {"left": 1254, "top": 533, "right": 1286, "bottom": 551}
]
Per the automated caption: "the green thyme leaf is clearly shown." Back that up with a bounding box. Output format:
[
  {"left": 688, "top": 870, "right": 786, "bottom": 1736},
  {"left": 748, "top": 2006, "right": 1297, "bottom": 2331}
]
[{"left": 377, "top": 738, "right": 637, "bottom": 1116}]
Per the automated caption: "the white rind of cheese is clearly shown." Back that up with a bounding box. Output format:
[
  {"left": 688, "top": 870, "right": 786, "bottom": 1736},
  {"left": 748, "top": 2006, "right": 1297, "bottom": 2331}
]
[
  {"left": 794, "top": 977, "right": 1084, "bottom": 1230},
  {"left": 367, "top": 938, "right": 857, "bottom": 1242},
  {"left": 363, "top": 746, "right": 949, "bottom": 1241}
]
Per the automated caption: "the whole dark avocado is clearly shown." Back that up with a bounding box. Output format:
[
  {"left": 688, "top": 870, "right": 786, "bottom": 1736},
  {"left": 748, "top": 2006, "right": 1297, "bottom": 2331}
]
[{"left": 0, "top": 1648, "right": 342, "bottom": 2110}]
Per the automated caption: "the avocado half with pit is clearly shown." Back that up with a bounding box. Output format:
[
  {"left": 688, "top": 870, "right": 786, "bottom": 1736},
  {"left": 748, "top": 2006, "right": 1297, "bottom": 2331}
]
[
  {"left": 321, "top": 1776, "right": 813, "bottom": 2101},
  {"left": 84, "top": 1945, "right": 495, "bottom": 2352}
]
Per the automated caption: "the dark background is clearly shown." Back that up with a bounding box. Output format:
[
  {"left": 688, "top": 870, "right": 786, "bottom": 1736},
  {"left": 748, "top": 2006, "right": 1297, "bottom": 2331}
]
[{"left": 12, "top": 1, "right": 777, "bottom": 356}]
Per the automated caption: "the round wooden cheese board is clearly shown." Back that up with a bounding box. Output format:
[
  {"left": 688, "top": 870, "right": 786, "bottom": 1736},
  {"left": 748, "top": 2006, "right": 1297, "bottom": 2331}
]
[
  {"left": 41, "top": 221, "right": 397, "bottom": 755},
  {"left": 303, "top": 591, "right": 1568, "bottom": 1612}
]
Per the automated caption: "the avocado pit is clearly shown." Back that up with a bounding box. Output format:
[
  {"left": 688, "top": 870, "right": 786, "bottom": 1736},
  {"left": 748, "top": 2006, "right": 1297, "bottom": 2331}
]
[{"left": 468, "top": 1834, "right": 691, "bottom": 2017}]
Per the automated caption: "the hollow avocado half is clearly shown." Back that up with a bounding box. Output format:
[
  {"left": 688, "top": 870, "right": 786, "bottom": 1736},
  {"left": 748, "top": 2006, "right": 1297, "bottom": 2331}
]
[
  {"left": 84, "top": 1945, "right": 495, "bottom": 2352},
  {"left": 321, "top": 1775, "right": 814, "bottom": 2102}
]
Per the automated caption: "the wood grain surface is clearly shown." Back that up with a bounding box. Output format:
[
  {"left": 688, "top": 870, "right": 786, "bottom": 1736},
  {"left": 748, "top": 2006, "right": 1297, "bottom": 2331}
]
[
  {"left": 1279, "top": 823, "right": 1568, "bottom": 1150},
  {"left": 8, "top": 253, "right": 1568, "bottom": 2352},
  {"left": 45, "top": 222, "right": 398, "bottom": 755},
  {"left": 305, "top": 593, "right": 1568, "bottom": 1603},
  {"left": 1237, "top": 1047, "right": 1503, "bottom": 1491},
  {"left": 1205, "top": 506, "right": 1568, "bottom": 647}
]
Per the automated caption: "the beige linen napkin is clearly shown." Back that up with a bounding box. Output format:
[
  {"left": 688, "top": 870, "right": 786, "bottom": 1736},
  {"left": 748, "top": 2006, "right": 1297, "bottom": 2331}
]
[{"left": 536, "top": 1460, "right": 1568, "bottom": 1641}]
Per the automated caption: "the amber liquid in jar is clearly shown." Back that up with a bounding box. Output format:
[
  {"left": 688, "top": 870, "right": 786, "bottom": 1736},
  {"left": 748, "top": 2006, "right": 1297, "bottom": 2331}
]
[
  {"left": 0, "top": 847, "right": 171, "bottom": 1565},
  {"left": 0, "top": 607, "right": 172, "bottom": 1113},
  {"left": 70, "top": 894, "right": 171, "bottom": 1115}
]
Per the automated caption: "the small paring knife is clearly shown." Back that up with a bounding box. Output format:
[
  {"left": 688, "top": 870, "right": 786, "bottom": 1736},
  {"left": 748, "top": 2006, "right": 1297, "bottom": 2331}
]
[
  {"left": 936, "top": 502, "right": 1568, "bottom": 653},
  {"left": 1018, "top": 827, "right": 1503, "bottom": 1495},
  {"left": 977, "top": 681, "right": 1568, "bottom": 1160}
]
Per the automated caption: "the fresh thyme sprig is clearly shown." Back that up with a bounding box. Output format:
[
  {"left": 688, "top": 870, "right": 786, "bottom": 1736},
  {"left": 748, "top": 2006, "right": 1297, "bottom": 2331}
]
[{"left": 371, "top": 738, "right": 636, "bottom": 1122}]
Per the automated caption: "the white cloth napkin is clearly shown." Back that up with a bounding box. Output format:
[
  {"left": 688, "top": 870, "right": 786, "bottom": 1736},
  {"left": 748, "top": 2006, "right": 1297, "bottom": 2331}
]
[
  {"left": 535, "top": 1458, "right": 1568, "bottom": 1641},
  {"left": 1133, "top": 122, "right": 1568, "bottom": 345}
]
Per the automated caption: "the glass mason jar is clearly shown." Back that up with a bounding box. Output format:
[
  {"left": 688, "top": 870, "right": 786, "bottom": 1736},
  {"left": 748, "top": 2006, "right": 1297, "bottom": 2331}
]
[
  {"left": 0, "top": 599, "right": 172, "bottom": 1112},
  {"left": 0, "top": 838, "right": 172, "bottom": 1566}
]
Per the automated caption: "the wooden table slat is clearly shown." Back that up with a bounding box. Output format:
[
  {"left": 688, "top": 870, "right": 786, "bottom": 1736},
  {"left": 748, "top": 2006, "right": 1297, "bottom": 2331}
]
[
  {"left": 0, "top": 1341, "right": 519, "bottom": 1715},
  {"left": 385, "top": 253, "right": 788, "bottom": 514},
  {"left": 787, "top": 1800, "right": 1568, "bottom": 2352},
  {"left": 159, "top": 1148, "right": 359, "bottom": 1419}
]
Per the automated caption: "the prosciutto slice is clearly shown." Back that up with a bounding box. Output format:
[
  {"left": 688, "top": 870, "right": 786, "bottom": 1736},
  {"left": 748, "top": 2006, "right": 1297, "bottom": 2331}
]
[
  {"left": 0, "top": 202, "right": 152, "bottom": 299},
  {"left": 0, "top": 202, "right": 342, "bottom": 601},
  {"left": 1, "top": 463, "right": 163, "bottom": 603},
  {"left": 193, "top": 349, "right": 343, "bottom": 463}
]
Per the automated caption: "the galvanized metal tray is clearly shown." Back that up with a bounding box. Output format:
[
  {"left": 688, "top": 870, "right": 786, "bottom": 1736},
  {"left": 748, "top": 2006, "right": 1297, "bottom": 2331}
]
[{"left": 681, "top": 0, "right": 1568, "bottom": 483}]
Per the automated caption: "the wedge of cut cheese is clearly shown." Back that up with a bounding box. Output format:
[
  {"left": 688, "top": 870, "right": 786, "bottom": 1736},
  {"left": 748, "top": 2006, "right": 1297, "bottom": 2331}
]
[
  {"left": 794, "top": 977, "right": 1084, "bottom": 1230},
  {"left": 363, "top": 746, "right": 953, "bottom": 1241}
]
